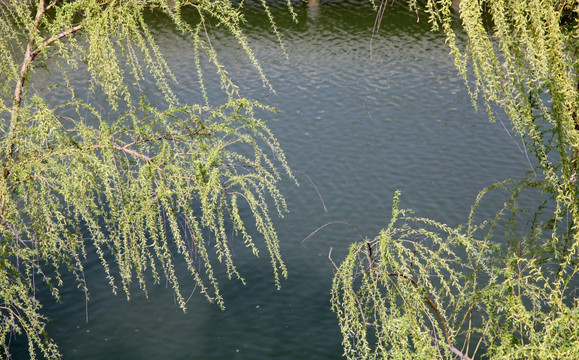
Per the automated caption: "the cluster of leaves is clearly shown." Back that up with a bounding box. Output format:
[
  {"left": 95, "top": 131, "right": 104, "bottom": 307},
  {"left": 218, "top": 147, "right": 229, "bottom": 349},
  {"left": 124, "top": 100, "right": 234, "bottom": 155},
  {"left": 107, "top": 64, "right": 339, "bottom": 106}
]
[
  {"left": 0, "top": 0, "right": 294, "bottom": 358},
  {"left": 332, "top": 0, "right": 578, "bottom": 359},
  {"left": 332, "top": 185, "right": 578, "bottom": 359}
]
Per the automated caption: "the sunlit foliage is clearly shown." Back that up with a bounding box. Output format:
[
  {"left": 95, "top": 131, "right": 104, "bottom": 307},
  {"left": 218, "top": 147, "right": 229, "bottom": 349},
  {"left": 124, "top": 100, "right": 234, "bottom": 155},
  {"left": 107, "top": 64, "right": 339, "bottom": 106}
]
[
  {"left": 0, "top": 1, "right": 293, "bottom": 358},
  {"left": 332, "top": 1, "right": 579, "bottom": 359}
]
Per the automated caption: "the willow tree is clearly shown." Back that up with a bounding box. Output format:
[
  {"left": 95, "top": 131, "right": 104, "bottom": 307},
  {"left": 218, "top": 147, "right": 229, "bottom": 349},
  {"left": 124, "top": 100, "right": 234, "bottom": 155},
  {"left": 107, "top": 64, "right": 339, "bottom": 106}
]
[
  {"left": 332, "top": 1, "right": 579, "bottom": 359},
  {"left": 0, "top": 1, "right": 295, "bottom": 358}
]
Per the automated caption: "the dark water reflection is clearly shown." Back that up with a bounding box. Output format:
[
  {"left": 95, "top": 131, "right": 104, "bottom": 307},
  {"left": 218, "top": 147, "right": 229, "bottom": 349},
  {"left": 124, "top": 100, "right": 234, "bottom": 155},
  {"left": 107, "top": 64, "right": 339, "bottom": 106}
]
[{"left": 18, "top": 1, "right": 535, "bottom": 359}]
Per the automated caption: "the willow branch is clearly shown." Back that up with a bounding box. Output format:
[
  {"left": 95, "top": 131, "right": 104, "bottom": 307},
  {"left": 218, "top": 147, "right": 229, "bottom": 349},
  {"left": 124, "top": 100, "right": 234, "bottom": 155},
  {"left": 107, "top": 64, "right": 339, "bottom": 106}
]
[
  {"left": 387, "top": 271, "right": 473, "bottom": 359},
  {"left": 114, "top": 145, "right": 153, "bottom": 163},
  {"left": 5, "top": 0, "right": 83, "bottom": 176},
  {"left": 556, "top": 0, "right": 568, "bottom": 12},
  {"left": 31, "top": 25, "right": 83, "bottom": 61},
  {"left": 13, "top": 23, "right": 83, "bottom": 110},
  {"left": 13, "top": 0, "right": 46, "bottom": 112},
  {"left": 431, "top": 336, "right": 473, "bottom": 360},
  {"left": 122, "top": 131, "right": 212, "bottom": 149},
  {"left": 385, "top": 272, "right": 450, "bottom": 345}
]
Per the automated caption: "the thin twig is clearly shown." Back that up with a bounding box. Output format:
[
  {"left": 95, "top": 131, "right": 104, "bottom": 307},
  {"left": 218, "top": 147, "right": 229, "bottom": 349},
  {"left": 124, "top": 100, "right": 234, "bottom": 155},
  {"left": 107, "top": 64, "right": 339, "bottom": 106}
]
[
  {"left": 494, "top": 110, "right": 536, "bottom": 176},
  {"left": 114, "top": 145, "right": 153, "bottom": 163},
  {"left": 302, "top": 220, "right": 364, "bottom": 243},
  {"left": 431, "top": 336, "right": 473, "bottom": 360},
  {"left": 328, "top": 247, "right": 338, "bottom": 271},
  {"left": 294, "top": 170, "right": 327, "bottom": 213}
]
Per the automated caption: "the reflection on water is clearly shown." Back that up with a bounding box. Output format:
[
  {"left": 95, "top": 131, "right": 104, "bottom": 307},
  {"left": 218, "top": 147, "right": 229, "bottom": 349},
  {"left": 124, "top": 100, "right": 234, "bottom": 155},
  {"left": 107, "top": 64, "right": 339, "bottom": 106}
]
[
  {"left": 14, "top": 1, "right": 533, "bottom": 359},
  {"left": 307, "top": 0, "right": 321, "bottom": 20}
]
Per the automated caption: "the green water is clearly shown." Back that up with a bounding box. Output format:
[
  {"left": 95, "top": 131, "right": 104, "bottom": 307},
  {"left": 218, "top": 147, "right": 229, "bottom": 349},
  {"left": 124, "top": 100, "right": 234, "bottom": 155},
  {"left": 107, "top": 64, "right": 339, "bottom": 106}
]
[{"left": 13, "top": 1, "right": 535, "bottom": 359}]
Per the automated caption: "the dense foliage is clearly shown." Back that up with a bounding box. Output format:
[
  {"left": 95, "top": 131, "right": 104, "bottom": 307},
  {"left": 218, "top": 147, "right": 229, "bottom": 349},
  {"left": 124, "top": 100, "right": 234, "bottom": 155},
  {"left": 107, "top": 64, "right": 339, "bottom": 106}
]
[
  {"left": 331, "top": 0, "right": 579, "bottom": 359},
  {"left": 0, "top": 1, "right": 293, "bottom": 358},
  {"left": 2, "top": 0, "right": 578, "bottom": 359}
]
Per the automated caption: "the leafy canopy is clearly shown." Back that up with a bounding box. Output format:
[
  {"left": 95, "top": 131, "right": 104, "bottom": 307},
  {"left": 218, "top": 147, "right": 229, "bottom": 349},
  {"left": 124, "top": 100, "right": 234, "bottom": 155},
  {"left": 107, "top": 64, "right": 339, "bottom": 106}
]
[
  {"left": 332, "top": 1, "right": 579, "bottom": 359},
  {"left": 0, "top": 1, "right": 294, "bottom": 358}
]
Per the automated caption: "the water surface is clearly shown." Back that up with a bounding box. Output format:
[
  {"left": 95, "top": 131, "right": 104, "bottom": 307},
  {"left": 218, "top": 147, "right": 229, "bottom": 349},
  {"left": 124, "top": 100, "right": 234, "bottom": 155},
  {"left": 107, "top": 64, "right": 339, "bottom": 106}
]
[{"left": 17, "top": 1, "right": 534, "bottom": 359}]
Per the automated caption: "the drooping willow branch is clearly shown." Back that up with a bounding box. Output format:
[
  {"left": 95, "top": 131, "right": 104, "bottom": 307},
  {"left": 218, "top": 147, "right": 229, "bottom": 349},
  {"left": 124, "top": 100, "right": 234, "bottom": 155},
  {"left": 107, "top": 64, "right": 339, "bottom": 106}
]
[
  {"left": 366, "top": 238, "right": 461, "bottom": 357},
  {"left": 328, "top": 241, "right": 471, "bottom": 360},
  {"left": 0, "top": 1, "right": 296, "bottom": 359},
  {"left": 383, "top": 271, "right": 450, "bottom": 345},
  {"left": 6, "top": 1, "right": 83, "bottom": 176},
  {"left": 331, "top": 239, "right": 473, "bottom": 360}
]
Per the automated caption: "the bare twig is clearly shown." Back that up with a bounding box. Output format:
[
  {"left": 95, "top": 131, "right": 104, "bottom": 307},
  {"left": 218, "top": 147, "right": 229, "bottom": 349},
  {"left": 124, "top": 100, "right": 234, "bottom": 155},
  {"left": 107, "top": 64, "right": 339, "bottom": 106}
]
[
  {"left": 328, "top": 247, "right": 338, "bottom": 271},
  {"left": 294, "top": 170, "right": 327, "bottom": 213},
  {"left": 302, "top": 220, "right": 364, "bottom": 243}
]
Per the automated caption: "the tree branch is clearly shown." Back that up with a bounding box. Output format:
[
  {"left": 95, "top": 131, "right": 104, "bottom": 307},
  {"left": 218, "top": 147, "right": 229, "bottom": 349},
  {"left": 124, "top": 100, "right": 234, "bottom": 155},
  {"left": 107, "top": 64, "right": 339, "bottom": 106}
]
[
  {"left": 12, "top": 0, "right": 46, "bottom": 111},
  {"left": 5, "top": 0, "right": 82, "bottom": 177},
  {"left": 385, "top": 272, "right": 450, "bottom": 345},
  {"left": 431, "top": 336, "right": 473, "bottom": 360},
  {"left": 113, "top": 145, "right": 153, "bottom": 163},
  {"left": 29, "top": 25, "right": 83, "bottom": 62}
]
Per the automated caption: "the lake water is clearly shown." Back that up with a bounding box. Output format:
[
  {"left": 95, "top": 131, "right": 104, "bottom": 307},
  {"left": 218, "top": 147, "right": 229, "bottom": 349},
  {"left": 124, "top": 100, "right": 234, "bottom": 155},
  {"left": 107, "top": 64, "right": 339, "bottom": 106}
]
[{"left": 14, "top": 1, "right": 535, "bottom": 359}]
